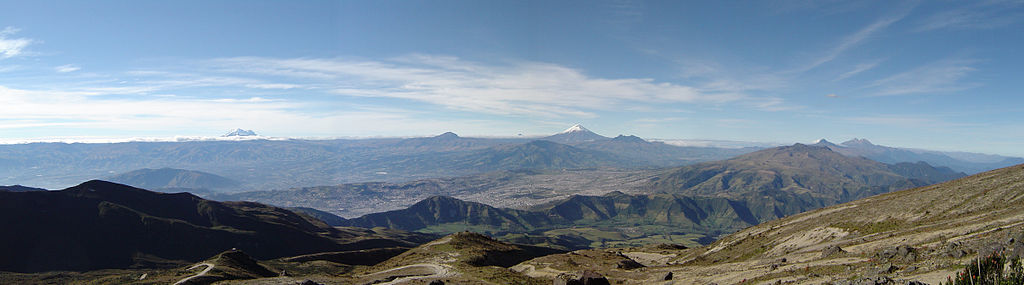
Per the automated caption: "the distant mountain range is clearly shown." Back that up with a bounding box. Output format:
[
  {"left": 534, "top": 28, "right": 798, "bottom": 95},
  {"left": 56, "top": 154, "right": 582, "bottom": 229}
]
[
  {"left": 330, "top": 144, "right": 966, "bottom": 249},
  {"left": 0, "top": 180, "right": 434, "bottom": 273},
  {"left": 2, "top": 125, "right": 1011, "bottom": 191},
  {"left": 0, "top": 185, "right": 47, "bottom": 192},
  {"left": 0, "top": 125, "right": 759, "bottom": 190},
  {"left": 105, "top": 167, "right": 241, "bottom": 193},
  {"left": 814, "top": 138, "right": 1023, "bottom": 174}
]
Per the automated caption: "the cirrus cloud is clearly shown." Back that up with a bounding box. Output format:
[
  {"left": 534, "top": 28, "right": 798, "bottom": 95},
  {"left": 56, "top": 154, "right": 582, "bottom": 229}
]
[
  {"left": 0, "top": 27, "right": 33, "bottom": 59},
  {"left": 208, "top": 55, "right": 783, "bottom": 117}
]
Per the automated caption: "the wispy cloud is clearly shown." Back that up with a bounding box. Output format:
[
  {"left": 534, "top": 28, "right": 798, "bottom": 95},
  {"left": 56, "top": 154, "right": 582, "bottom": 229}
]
[
  {"left": 0, "top": 54, "right": 799, "bottom": 138},
  {"left": 916, "top": 1, "right": 1024, "bottom": 31},
  {"left": 54, "top": 64, "right": 80, "bottom": 73},
  {"left": 867, "top": 58, "right": 978, "bottom": 96},
  {"left": 0, "top": 27, "right": 33, "bottom": 59},
  {"left": 0, "top": 83, "right": 545, "bottom": 138},
  {"left": 834, "top": 60, "right": 883, "bottom": 81},
  {"left": 245, "top": 83, "right": 301, "bottom": 89},
  {"left": 798, "top": 12, "right": 908, "bottom": 72},
  {"left": 209, "top": 55, "right": 785, "bottom": 117},
  {"left": 207, "top": 97, "right": 279, "bottom": 103}
]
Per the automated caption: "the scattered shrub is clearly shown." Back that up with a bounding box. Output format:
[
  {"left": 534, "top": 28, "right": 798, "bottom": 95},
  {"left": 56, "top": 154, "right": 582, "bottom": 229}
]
[{"left": 944, "top": 251, "right": 1024, "bottom": 285}]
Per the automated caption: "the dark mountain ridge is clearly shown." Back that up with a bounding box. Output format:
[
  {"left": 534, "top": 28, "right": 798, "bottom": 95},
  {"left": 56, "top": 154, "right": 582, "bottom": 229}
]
[
  {"left": 0, "top": 185, "right": 47, "bottom": 192},
  {"left": 0, "top": 180, "right": 432, "bottom": 273},
  {"left": 341, "top": 196, "right": 552, "bottom": 232}
]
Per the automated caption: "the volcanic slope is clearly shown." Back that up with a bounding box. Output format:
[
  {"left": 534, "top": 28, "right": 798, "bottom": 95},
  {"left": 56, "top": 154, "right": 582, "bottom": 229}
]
[
  {"left": 514, "top": 163, "right": 1024, "bottom": 284},
  {"left": 0, "top": 180, "right": 433, "bottom": 273}
]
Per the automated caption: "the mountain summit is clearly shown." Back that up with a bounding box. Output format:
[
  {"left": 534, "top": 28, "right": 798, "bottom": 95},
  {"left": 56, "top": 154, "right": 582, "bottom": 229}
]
[
  {"left": 435, "top": 131, "right": 460, "bottom": 139},
  {"left": 561, "top": 124, "right": 590, "bottom": 134},
  {"left": 543, "top": 124, "right": 609, "bottom": 144},
  {"left": 841, "top": 138, "right": 874, "bottom": 147},
  {"left": 223, "top": 128, "right": 257, "bottom": 137},
  {"left": 813, "top": 138, "right": 840, "bottom": 149}
]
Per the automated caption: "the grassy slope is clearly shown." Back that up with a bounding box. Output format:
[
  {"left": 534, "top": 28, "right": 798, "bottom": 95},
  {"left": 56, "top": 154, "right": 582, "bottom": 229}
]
[{"left": 515, "top": 164, "right": 1024, "bottom": 284}]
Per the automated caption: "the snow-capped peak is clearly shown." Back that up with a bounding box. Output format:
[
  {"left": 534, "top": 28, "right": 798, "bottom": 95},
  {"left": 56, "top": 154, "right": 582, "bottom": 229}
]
[
  {"left": 223, "top": 128, "right": 257, "bottom": 137},
  {"left": 561, "top": 124, "right": 590, "bottom": 134}
]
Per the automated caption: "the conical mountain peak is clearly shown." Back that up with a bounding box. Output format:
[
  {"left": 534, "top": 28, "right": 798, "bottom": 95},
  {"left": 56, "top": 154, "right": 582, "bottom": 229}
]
[
  {"left": 814, "top": 138, "right": 840, "bottom": 148},
  {"left": 561, "top": 124, "right": 591, "bottom": 134},
  {"left": 543, "top": 124, "right": 609, "bottom": 144}
]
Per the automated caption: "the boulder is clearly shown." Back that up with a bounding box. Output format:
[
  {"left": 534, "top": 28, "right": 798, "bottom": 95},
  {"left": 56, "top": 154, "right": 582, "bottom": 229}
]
[
  {"left": 615, "top": 259, "right": 644, "bottom": 270},
  {"left": 554, "top": 270, "right": 611, "bottom": 285},
  {"left": 822, "top": 245, "right": 847, "bottom": 258}
]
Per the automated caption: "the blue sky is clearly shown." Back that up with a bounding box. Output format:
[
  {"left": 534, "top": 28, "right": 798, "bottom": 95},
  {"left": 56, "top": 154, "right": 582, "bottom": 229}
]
[{"left": 0, "top": 1, "right": 1022, "bottom": 156}]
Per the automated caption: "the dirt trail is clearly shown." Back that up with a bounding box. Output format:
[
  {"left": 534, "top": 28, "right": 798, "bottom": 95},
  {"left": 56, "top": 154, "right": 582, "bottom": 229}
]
[
  {"left": 371, "top": 263, "right": 452, "bottom": 285},
  {"left": 173, "top": 263, "right": 214, "bottom": 285}
]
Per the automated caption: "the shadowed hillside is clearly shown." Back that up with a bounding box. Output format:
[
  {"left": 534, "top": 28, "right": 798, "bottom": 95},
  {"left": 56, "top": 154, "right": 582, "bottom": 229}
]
[
  {"left": 0, "top": 180, "right": 433, "bottom": 273},
  {"left": 341, "top": 196, "right": 554, "bottom": 233}
]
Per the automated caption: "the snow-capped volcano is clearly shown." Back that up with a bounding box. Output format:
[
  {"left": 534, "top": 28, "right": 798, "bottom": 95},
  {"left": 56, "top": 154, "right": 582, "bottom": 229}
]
[
  {"left": 561, "top": 124, "right": 590, "bottom": 134},
  {"left": 543, "top": 124, "right": 609, "bottom": 144},
  {"left": 223, "top": 129, "right": 258, "bottom": 137}
]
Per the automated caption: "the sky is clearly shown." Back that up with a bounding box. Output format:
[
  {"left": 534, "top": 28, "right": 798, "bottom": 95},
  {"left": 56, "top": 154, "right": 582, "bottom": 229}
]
[{"left": 0, "top": 0, "right": 1022, "bottom": 156}]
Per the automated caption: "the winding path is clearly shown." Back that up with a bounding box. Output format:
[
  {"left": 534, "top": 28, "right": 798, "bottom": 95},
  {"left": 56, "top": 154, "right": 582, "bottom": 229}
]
[
  {"left": 371, "top": 263, "right": 451, "bottom": 285},
  {"left": 173, "top": 262, "right": 214, "bottom": 285}
]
